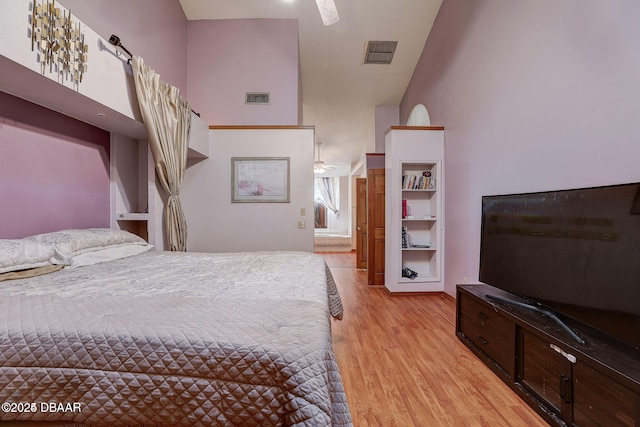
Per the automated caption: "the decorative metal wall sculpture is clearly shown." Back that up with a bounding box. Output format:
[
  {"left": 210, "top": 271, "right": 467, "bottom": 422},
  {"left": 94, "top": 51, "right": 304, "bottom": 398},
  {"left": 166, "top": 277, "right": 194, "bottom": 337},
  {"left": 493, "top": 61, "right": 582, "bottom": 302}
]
[{"left": 30, "top": 0, "right": 88, "bottom": 86}]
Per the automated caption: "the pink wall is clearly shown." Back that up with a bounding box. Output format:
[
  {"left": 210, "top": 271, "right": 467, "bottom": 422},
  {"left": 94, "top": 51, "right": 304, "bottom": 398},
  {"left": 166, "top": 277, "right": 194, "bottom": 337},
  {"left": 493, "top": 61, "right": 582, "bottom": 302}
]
[
  {"left": 60, "top": 0, "right": 188, "bottom": 93},
  {"left": 58, "top": 5, "right": 300, "bottom": 126},
  {"left": 56, "top": 4, "right": 302, "bottom": 127},
  {"left": 374, "top": 106, "right": 400, "bottom": 153},
  {"left": 187, "top": 19, "right": 300, "bottom": 125},
  {"left": 366, "top": 153, "right": 385, "bottom": 169},
  {"left": 400, "top": 0, "right": 640, "bottom": 296},
  {"left": 0, "top": 92, "right": 110, "bottom": 238}
]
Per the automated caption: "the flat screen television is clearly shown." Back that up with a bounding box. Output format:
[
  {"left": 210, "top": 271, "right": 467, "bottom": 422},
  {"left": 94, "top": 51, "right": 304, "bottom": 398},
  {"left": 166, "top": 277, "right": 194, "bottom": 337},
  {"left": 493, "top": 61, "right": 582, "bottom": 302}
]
[{"left": 479, "top": 182, "right": 640, "bottom": 350}]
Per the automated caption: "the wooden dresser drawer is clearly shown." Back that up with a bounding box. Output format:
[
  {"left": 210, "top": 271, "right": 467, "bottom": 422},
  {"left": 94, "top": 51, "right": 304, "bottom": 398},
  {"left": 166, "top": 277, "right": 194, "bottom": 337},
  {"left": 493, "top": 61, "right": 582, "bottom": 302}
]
[
  {"left": 458, "top": 292, "right": 515, "bottom": 377},
  {"left": 573, "top": 362, "right": 639, "bottom": 427}
]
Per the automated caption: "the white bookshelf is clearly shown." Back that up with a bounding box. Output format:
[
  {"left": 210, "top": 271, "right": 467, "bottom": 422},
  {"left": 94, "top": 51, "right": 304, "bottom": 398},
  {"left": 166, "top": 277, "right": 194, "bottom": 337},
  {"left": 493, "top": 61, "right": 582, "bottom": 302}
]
[{"left": 385, "top": 127, "right": 444, "bottom": 293}]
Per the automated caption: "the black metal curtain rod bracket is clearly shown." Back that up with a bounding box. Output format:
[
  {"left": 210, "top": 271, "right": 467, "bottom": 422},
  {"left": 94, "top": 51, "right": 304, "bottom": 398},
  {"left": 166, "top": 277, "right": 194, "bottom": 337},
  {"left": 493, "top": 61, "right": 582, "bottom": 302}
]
[{"left": 108, "top": 34, "right": 133, "bottom": 61}]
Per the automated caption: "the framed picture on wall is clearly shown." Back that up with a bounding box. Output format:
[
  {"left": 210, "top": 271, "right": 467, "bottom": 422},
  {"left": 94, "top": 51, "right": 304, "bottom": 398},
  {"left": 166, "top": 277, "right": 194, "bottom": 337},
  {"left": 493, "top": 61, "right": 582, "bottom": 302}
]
[{"left": 231, "top": 157, "right": 290, "bottom": 203}]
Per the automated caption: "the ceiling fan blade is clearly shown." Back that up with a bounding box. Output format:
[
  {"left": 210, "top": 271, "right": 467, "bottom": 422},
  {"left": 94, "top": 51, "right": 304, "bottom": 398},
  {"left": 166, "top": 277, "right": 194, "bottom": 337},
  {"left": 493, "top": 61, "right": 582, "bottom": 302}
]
[
  {"left": 314, "top": 161, "right": 338, "bottom": 172},
  {"left": 315, "top": 0, "right": 339, "bottom": 26},
  {"left": 314, "top": 141, "right": 338, "bottom": 174},
  {"left": 314, "top": 162, "right": 328, "bottom": 174}
]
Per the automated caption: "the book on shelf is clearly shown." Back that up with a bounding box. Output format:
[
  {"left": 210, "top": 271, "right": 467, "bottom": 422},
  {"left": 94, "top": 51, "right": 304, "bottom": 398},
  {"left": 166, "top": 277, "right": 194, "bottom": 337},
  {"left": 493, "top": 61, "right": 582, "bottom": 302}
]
[
  {"left": 402, "top": 199, "right": 407, "bottom": 218},
  {"left": 402, "top": 226, "right": 408, "bottom": 248},
  {"left": 402, "top": 171, "right": 436, "bottom": 190},
  {"left": 427, "top": 177, "right": 436, "bottom": 190},
  {"left": 410, "top": 243, "right": 432, "bottom": 248}
]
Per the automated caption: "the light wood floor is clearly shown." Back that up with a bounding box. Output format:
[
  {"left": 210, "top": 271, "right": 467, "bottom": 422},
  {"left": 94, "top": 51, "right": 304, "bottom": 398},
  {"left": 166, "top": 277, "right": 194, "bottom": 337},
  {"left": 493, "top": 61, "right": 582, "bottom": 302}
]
[{"left": 320, "top": 252, "right": 548, "bottom": 427}]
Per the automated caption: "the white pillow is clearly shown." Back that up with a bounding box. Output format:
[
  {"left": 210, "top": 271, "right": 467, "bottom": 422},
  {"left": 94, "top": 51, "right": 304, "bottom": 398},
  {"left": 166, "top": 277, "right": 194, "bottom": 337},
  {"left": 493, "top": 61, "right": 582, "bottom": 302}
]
[
  {"left": 26, "top": 228, "right": 149, "bottom": 264},
  {"left": 69, "top": 243, "right": 153, "bottom": 267},
  {"left": 0, "top": 239, "right": 62, "bottom": 273}
]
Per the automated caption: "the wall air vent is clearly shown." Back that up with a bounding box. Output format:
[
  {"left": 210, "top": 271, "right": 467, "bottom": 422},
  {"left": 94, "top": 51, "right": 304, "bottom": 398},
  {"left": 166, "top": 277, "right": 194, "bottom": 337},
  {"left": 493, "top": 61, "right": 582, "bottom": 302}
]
[
  {"left": 245, "top": 92, "right": 270, "bottom": 105},
  {"left": 364, "top": 40, "right": 398, "bottom": 64}
]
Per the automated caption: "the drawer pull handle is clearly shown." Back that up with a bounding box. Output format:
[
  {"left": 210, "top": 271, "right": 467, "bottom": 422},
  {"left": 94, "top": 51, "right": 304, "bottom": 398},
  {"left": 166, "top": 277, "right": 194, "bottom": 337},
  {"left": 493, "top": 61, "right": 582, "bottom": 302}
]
[
  {"left": 477, "top": 311, "right": 489, "bottom": 320},
  {"left": 559, "top": 374, "right": 572, "bottom": 403},
  {"left": 476, "top": 334, "right": 488, "bottom": 345}
]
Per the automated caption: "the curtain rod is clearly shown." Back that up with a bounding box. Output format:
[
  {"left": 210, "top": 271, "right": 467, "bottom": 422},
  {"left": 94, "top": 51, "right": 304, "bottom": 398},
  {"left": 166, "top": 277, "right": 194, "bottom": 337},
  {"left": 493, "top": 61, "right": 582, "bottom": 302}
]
[{"left": 108, "top": 34, "right": 200, "bottom": 117}]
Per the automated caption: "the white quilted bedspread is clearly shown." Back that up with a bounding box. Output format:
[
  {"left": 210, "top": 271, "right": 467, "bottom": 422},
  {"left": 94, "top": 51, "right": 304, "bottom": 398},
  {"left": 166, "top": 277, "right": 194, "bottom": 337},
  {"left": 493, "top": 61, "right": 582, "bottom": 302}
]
[{"left": 0, "top": 251, "right": 352, "bottom": 426}]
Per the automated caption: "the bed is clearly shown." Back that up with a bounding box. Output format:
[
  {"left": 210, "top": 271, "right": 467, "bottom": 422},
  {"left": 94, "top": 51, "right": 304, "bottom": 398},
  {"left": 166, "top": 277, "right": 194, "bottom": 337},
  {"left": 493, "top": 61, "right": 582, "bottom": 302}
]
[{"left": 0, "top": 229, "right": 352, "bottom": 426}]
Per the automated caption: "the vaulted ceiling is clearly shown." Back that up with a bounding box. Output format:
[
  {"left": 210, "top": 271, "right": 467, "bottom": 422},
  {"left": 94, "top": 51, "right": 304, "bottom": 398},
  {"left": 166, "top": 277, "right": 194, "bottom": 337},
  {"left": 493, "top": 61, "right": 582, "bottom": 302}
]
[{"left": 179, "top": 0, "right": 443, "bottom": 175}]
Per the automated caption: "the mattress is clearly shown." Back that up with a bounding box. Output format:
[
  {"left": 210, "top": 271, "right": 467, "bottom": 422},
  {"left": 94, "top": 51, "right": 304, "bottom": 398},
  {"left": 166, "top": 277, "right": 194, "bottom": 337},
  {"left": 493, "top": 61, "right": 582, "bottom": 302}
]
[{"left": 0, "top": 250, "right": 351, "bottom": 426}]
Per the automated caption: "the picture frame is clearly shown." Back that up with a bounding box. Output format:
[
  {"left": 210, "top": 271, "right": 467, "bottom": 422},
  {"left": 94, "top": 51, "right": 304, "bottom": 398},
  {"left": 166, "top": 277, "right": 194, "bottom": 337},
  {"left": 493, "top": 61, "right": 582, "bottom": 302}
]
[{"left": 231, "top": 157, "right": 290, "bottom": 203}]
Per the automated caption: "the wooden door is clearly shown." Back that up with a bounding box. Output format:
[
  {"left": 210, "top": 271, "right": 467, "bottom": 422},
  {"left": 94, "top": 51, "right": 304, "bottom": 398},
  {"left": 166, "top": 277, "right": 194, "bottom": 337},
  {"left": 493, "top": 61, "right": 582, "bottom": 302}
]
[
  {"left": 355, "top": 178, "right": 367, "bottom": 269},
  {"left": 367, "top": 168, "right": 385, "bottom": 285}
]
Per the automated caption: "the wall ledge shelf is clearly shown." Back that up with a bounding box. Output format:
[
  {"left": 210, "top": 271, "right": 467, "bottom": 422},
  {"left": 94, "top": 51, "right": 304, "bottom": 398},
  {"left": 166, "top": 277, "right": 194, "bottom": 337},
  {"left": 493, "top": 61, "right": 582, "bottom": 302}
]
[
  {"left": 116, "top": 212, "right": 149, "bottom": 221},
  {"left": 402, "top": 217, "right": 437, "bottom": 221},
  {"left": 400, "top": 276, "right": 439, "bottom": 283},
  {"left": 402, "top": 247, "right": 436, "bottom": 251}
]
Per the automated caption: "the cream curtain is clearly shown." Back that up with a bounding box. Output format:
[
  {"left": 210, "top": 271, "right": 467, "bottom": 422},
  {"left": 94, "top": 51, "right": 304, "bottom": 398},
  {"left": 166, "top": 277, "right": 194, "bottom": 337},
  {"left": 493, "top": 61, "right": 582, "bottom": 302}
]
[
  {"left": 131, "top": 56, "right": 191, "bottom": 251},
  {"left": 315, "top": 177, "right": 339, "bottom": 216}
]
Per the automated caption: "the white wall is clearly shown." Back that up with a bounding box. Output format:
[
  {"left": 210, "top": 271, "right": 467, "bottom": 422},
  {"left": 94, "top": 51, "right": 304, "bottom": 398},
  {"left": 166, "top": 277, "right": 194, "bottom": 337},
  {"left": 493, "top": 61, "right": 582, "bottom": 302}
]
[{"left": 182, "top": 127, "right": 315, "bottom": 253}]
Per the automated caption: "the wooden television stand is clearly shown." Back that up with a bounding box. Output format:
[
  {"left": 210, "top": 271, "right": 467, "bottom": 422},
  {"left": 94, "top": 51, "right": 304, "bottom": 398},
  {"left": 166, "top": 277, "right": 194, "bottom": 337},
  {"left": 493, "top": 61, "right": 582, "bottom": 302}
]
[{"left": 456, "top": 284, "right": 640, "bottom": 427}]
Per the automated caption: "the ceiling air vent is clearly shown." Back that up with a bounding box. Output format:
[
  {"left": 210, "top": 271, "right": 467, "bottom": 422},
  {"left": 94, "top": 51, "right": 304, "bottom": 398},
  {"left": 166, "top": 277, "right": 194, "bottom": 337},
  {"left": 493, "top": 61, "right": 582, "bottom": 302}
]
[
  {"left": 245, "top": 92, "right": 270, "bottom": 105},
  {"left": 364, "top": 40, "right": 398, "bottom": 64}
]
